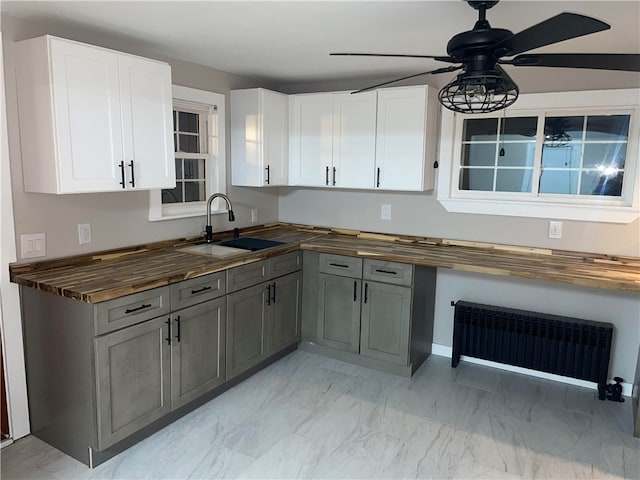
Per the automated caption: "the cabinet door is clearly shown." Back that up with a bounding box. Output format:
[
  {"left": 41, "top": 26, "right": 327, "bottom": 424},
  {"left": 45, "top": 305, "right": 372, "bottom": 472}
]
[
  {"left": 226, "top": 283, "right": 269, "bottom": 379},
  {"left": 119, "top": 55, "right": 175, "bottom": 189},
  {"left": 269, "top": 271, "right": 302, "bottom": 354},
  {"left": 375, "top": 86, "right": 436, "bottom": 191},
  {"left": 317, "top": 273, "right": 361, "bottom": 353},
  {"left": 262, "top": 89, "right": 289, "bottom": 186},
  {"left": 332, "top": 92, "right": 377, "bottom": 189},
  {"left": 171, "top": 298, "right": 226, "bottom": 409},
  {"left": 360, "top": 282, "right": 411, "bottom": 365},
  {"left": 95, "top": 316, "right": 171, "bottom": 449},
  {"left": 289, "top": 93, "right": 334, "bottom": 186},
  {"left": 49, "top": 38, "right": 125, "bottom": 193}
]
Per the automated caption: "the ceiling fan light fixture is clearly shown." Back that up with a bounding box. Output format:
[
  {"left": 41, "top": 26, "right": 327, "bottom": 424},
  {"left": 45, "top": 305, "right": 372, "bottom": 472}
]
[{"left": 438, "top": 72, "right": 519, "bottom": 114}]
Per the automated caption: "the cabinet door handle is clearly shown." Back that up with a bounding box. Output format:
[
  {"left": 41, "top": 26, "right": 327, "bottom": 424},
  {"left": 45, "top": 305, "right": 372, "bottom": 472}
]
[
  {"left": 191, "top": 286, "right": 212, "bottom": 295},
  {"left": 266, "top": 284, "right": 272, "bottom": 306},
  {"left": 165, "top": 318, "right": 172, "bottom": 346},
  {"left": 353, "top": 280, "right": 357, "bottom": 302},
  {"left": 128, "top": 160, "right": 135, "bottom": 188},
  {"left": 375, "top": 269, "right": 398, "bottom": 275},
  {"left": 332, "top": 167, "right": 336, "bottom": 186},
  {"left": 364, "top": 283, "right": 369, "bottom": 304},
  {"left": 265, "top": 165, "right": 270, "bottom": 185},
  {"left": 329, "top": 262, "right": 349, "bottom": 269},
  {"left": 271, "top": 282, "right": 276, "bottom": 303},
  {"left": 175, "top": 315, "right": 181, "bottom": 342},
  {"left": 124, "top": 303, "right": 152, "bottom": 314},
  {"left": 119, "top": 161, "right": 126, "bottom": 188},
  {"left": 376, "top": 167, "right": 381, "bottom": 188},
  {"left": 325, "top": 166, "right": 329, "bottom": 186}
]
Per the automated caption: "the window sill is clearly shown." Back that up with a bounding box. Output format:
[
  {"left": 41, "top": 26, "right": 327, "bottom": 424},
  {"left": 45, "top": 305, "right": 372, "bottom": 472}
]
[
  {"left": 438, "top": 197, "right": 640, "bottom": 223},
  {"left": 148, "top": 208, "right": 227, "bottom": 222}
]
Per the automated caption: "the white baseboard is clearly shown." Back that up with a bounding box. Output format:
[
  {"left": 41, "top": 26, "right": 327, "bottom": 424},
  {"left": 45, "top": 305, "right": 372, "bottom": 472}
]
[{"left": 431, "top": 343, "right": 633, "bottom": 397}]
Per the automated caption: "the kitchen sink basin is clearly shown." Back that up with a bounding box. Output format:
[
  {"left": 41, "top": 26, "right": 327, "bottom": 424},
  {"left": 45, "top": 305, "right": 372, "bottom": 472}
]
[
  {"left": 218, "top": 237, "right": 285, "bottom": 251},
  {"left": 177, "top": 244, "right": 246, "bottom": 258}
]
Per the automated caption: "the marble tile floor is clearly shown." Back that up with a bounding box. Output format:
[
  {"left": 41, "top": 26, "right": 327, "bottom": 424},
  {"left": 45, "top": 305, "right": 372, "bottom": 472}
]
[{"left": 2, "top": 351, "right": 639, "bottom": 480}]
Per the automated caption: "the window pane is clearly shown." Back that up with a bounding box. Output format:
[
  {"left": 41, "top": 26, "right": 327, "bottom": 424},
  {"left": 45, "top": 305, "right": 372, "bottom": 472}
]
[
  {"left": 497, "top": 143, "right": 535, "bottom": 167},
  {"left": 581, "top": 170, "right": 623, "bottom": 196},
  {"left": 179, "top": 134, "right": 199, "bottom": 153},
  {"left": 178, "top": 112, "right": 199, "bottom": 133},
  {"left": 459, "top": 168, "right": 494, "bottom": 191},
  {"left": 539, "top": 170, "right": 579, "bottom": 194},
  {"left": 183, "top": 159, "right": 206, "bottom": 180},
  {"left": 496, "top": 169, "right": 533, "bottom": 192},
  {"left": 501, "top": 117, "right": 537, "bottom": 141},
  {"left": 462, "top": 143, "right": 496, "bottom": 167},
  {"left": 184, "top": 181, "right": 206, "bottom": 202},
  {"left": 175, "top": 159, "right": 183, "bottom": 179},
  {"left": 162, "top": 184, "right": 183, "bottom": 204},
  {"left": 583, "top": 143, "right": 627, "bottom": 169},
  {"left": 463, "top": 118, "right": 498, "bottom": 141},
  {"left": 544, "top": 116, "right": 584, "bottom": 143},
  {"left": 586, "top": 115, "right": 630, "bottom": 141},
  {"left": 541, "top": 144, "right": 581, "bottom": 168}
]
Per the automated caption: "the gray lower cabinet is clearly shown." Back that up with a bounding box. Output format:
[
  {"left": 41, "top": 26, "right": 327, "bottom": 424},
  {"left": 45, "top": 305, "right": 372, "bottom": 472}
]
[
  {"left": 317, "top": 273, "right": 361, "bottom": 353},
  {"left": 95, "top": 316, "right": 171, "bottom": 449},
  {"left": 171, "top": 297, "right": 226, "bottom": 409},
  {"left": 226, "top": 252, "right": 302, "bottom": 380},
  {"left": 305, "top": 252, "right": 436, "bottom": 376}
]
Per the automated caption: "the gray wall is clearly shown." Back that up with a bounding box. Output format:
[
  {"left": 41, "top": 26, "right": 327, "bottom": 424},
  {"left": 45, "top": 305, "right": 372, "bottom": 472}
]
[{"left": 2, "top": 14, "right": 281, "bottom": 260}]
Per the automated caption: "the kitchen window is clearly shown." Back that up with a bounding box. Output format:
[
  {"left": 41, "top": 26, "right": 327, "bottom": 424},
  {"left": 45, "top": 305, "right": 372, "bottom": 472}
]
[
  {"left": 149, "top": 86, "right": 226, "bottom": 221},
  {"left": 437, "top": 89, "right": 640, "bottom": 223}
]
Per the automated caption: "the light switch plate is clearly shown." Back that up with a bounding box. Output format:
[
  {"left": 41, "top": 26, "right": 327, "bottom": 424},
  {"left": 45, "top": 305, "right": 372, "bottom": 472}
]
[{"left": 20, "top": 233, "right": 46, "bottom": 259}]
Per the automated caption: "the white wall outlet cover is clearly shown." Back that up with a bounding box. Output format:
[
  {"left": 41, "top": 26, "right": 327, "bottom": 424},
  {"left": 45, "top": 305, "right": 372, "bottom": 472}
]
[
  {"left": 381, "top": 204, "right": 392, "bottom": 220},
  {"left": 548, "top": 221, "right": 562, "bottom": 239},
  {"left": 78, "top": 223, "right": 92, "bottom": 244},
  {"left": 251, "top": 208, "right": 258, "bottom": 223},
  {"left": 20, "top": 233, "right": 46, "bottom": 259}
]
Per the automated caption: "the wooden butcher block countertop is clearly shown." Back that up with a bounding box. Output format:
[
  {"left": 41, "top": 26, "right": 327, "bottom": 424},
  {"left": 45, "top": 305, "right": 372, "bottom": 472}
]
[{"left": 10, "top": 223, "right": 640, "bottom": 303}]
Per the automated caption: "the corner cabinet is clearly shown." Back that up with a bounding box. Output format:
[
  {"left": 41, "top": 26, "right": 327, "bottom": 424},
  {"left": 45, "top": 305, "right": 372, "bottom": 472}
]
[
  {"left": 374, "top": 86, "right": 440, "bottom": 191},
  {"left": 289, "top": 91, "right": 377, "bottom": 188},
  {"left": 230, "top": 88, "right": 288, "bottom": 186},
  {"left": 14, "top": 35, "right": 175, "bottom": 194}
]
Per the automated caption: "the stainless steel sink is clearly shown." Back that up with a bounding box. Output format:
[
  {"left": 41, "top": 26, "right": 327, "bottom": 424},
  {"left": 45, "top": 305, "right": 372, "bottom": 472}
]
[{"left": 177, "top": 243, "right": 246, "bottom": 258}]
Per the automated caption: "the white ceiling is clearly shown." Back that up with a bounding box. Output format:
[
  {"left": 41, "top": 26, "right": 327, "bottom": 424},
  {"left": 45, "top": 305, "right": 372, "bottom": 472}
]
[{"left": 1, "top": 1, "right": 639, "bottom": 92}]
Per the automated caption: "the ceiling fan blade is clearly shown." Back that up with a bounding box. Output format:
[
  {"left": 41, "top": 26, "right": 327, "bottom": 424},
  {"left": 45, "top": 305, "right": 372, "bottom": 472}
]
[
  {"left": 351, "top": 65, "right": 462, "bottom": 94},
  {"left": 503, "top": 53, "right": 640, "bottom": 72},
  {"left": 331, "top": 52, "right": 457, "bottom": 63},
  {"left": 493, "top": 12, "right": 610, "bottom": 56}
]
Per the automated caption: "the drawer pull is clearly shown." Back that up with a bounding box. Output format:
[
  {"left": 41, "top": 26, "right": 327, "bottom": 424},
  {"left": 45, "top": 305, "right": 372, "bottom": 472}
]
[
  {"left": 329, "top": 263, "right": 349, "bottom": 269},
  {"left": 375, "top": 269, "right": 398, "bottom": 275},
  {"left": 191, "top": 286, "right": 212, "bottom": 295},
  {"left": 124, "top": 303, "right": 152, "bottom": 314}
]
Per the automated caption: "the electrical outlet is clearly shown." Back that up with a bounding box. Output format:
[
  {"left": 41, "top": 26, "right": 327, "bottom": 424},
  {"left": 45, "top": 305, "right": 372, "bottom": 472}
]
[
  {"left": 251, "top": 208, "right": 258, "bottom": 224},
  {"left": 381, "top": 204, "right": 392, "bottom": 220},
  {"left": 78, "top": 223, "right": 92, "bottom": 244},
  {"left": 548, "top": 221, "right": 562, "bottom": 239},
  {"left": 20, "top": 233, "right": 46, "bottom": 259}
]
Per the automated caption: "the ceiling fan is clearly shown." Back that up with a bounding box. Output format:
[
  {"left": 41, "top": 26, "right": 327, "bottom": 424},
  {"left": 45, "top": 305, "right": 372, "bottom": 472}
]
[{"left": 330, "top": 0, "right": 640, "bottom": 114}]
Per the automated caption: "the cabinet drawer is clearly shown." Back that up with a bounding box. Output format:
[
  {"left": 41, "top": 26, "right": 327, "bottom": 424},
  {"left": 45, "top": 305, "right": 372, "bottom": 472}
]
[
  {"left": 269, "top": 251, "right": 302, "bottom": 279},
  {"left": 363, "top": 259, "right": 413, "bottom": 287},
  {"left": 171, "top": 272, "right": 226, "bottom": 310},
  {"left": 226, "top": 260, "right": 269, "bottom": 293},
  {"left": 319, "top": 254, "right": 362, "bottom": 278},
  {"left": 94, "top": 287, "right": 170, "bottom": 335}
]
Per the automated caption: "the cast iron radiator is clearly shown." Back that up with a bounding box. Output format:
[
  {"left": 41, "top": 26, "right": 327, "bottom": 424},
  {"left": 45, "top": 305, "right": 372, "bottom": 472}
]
[{"left": 452, "top": 301, "right": 614, "bottom": 400}]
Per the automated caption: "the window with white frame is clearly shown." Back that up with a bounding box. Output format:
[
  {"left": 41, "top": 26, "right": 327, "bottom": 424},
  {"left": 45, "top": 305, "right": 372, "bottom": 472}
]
[
  {"left": 437, "top": 89, "right": 640, "bottom": 223},
  {"left": 149, "top": 85, "right": 226, "bottom": 221}
]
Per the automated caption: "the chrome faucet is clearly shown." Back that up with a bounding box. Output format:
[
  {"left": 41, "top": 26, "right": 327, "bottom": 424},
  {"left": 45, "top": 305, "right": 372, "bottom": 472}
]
[{"left": 205, "top": 193, "right": 235, "bottom": 243}]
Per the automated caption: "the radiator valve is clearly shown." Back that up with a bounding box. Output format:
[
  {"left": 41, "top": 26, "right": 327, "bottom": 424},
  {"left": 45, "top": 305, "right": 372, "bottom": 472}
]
[{"left": 605, "top": 377, "right": 625, "bottom": 402}]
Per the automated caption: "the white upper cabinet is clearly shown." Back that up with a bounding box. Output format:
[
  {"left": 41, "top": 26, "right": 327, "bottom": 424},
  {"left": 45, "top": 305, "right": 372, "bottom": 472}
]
[
  {"left": 289, "top": 91, "right": 377, "bottom": 188},
  {"left": 15, "top": 35, "right": 174, "bottom": 194},
  {"left": 332, "top": 92, "right": 377, "bottom": 189},
  {"left": 375, "top": 86, "right": 440, "bottom": 191},
  {"left": 231, "top": 88, "right": 288, "bottom": 186}
]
